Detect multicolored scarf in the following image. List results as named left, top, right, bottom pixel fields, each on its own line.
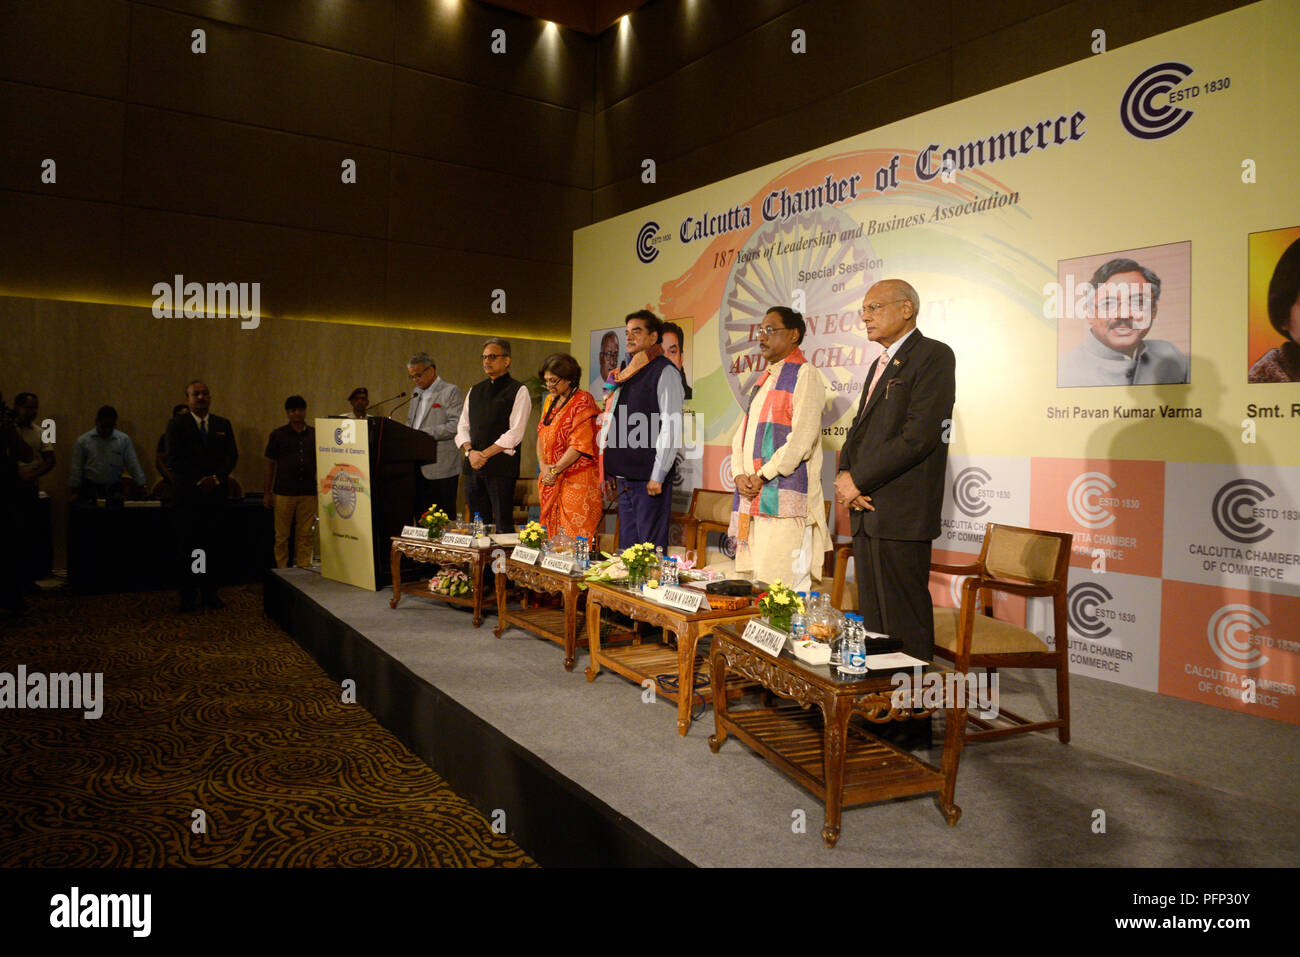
left=728, top=349, right=809, bottom=546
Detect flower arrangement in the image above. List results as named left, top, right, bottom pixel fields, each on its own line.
left=429, top=568, right=472, bottom=598
left=621, top=542, right=659, bottom=585
left=417, top=505, right=449, bottom=538
left=756, top=580, right=804, bottom=634
left=519, top=520, right=547, bottom=549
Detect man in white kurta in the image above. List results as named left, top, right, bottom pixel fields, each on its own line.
left=729, top=308, right=831, bottom=592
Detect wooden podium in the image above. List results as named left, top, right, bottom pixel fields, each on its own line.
left=366, top=417, right=439, bottom=587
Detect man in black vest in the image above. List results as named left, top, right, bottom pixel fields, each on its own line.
left=455, top=337, right=531, bottom=534
left=602, top=310, right=683, bottom=550
left=164, top=380, right=239, bottom=611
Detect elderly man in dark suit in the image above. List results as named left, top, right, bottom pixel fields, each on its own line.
left=835, top=280, right=956, bottom=666
left=165, top=380, right=239, bottom=611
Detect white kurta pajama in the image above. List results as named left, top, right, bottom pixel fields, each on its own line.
left=729, top=355, right=831, bottom=592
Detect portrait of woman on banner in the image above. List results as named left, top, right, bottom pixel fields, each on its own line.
left=536, top=354, right=603, bottom=543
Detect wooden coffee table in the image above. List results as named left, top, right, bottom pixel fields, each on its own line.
left=584, top=581, right=759, bottom=736
left=388, top=535, right=496, bottom=627
left=494, top=557, right=587, bottom=670
left=707, top=623, right=965, bottom=848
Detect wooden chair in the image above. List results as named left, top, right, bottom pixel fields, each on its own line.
left=931, top=523, right=1073, bottom=744
left=829, top=542, right=857, bottom=610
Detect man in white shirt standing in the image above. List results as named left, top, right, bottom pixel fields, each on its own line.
left=455, top=338, right=531, bottom=534
left=405, top=355, right=463, bottom=523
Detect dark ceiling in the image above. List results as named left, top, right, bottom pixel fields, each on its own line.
left=484, top=0, right=650, bottom=35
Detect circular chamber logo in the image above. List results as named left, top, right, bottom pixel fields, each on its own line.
left=1120, top=62, right=1195, bottom=140
left=1067, top=581, right=1113, bottom=639
left=636, top=221, right=661, bottom=264
left=718, top=455, right=735, bottom=493
left=1066, top=471, right=1117, bottom=529
left=1207, top=604, right=1270, bottom=670
left=953, top=466, right=993, bottom=518
left=1211, top=479, right=1274, bottom=544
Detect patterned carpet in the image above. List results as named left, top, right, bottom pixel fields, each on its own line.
left=0, top=585, right=535, bottom=867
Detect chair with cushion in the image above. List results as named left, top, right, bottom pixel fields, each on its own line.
left=676, top=488, right=737, bottom=576
left=931, top=523, right=1073, bottom=744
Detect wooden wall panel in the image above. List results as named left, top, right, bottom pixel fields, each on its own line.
left=0, top=0, right=130, bottom=98
left=127, top=5, right=393, bottom=148
left=0, top=83, right=125, bottom=201
left=122, top=107, right=391, bottom=238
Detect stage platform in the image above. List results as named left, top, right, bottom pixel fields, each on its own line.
left=265, top=569, right=1300, bottom=868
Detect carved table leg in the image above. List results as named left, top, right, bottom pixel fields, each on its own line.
left=471, top=555, right=485, bottom=628
left=675, top=625, right=698, bottom=736
left=562, top=587, right=577, bottom=671
left=707, top=647, right=729, bottom=753
left=493, top=567, right=508, bottom=638
left=389, top=546, right=403, bottom=608
left=584, top=597, right=603, bottom=681
left=937, top=699, right=966, bottom=826
left=820, top=696, right=849, bottom=848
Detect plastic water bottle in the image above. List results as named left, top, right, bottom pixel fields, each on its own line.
left=667, top=557, right=679, bottom=585
left=576, top=537, right=589, bottom=570
left=539, top=524, right=549, bottom=555
left=791, top=593, right=806, bottom=640
left=842, top=615, right=868, bottom=675
left=472, top=512, right=485, bottom=537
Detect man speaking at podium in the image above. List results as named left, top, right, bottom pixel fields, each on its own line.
left=406, top=353, right=462, bottom=522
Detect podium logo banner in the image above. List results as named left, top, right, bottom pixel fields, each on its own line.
left=1161, top=464, right=1300, bottom=597
left=316, top=418, right=374, bottom=591
left=1159, top=581, right=1300, bottom=724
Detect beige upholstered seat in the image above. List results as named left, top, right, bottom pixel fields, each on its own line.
left=931, top=523, right=1074, bottom=744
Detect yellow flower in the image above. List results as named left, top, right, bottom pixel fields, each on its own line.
left=774, top=593, right=790, bottom=605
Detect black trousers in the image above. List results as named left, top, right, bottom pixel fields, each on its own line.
left=465, top=472, right=517, bottom=534
left=415, top=474, right=459, bottom=525
left=175, top=500, right=225, bottom=601
left=852, top=535, right=935, bottom=661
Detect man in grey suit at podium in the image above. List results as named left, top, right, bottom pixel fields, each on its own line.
left=406, top=353, right=463, bottom=521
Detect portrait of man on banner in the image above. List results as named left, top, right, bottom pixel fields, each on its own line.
left=1056, top=241, right=1191, bottom=388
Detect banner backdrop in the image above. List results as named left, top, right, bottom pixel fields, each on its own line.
left=315, top=417, right=375, bottom=592
left=572, top=1, right=1299, bottom=723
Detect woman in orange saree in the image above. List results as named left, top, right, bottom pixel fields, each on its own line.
left=536, top=354, right=603, bottom=543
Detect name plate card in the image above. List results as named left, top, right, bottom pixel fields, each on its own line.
left=511, top=546, right=540, bottom=565
left=401, top=526, right=429, bottom=540
left=741, top=618, right=789, bottom=657
left=540, top=554, right=576, bottom=575
left=440, top=532, right=475, bottom=548
left=658, top=585, right=706, bottom=613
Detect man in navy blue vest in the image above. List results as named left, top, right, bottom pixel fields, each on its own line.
left=455, top=338, right=531, bottom=534
left=601, top=310, right=683, bottom=549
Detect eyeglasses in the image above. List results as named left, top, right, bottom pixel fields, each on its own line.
left=599, top=351, right=618, bottom=360
left=481, top=353, right=507, bottom=361
left=757, top=324, right=790, bottom=338
left=543, top=377, right=560, bottom=387
left=862, top=299, right=906, bottom=315
left=407, top=367, right=431, bottom=380
left=1096, top=295, right=1153, bottom=317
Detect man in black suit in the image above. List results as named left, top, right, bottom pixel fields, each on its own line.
left=835, top=279, right=955, bottom=664
left=164, top=380, right=238, bottom=611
